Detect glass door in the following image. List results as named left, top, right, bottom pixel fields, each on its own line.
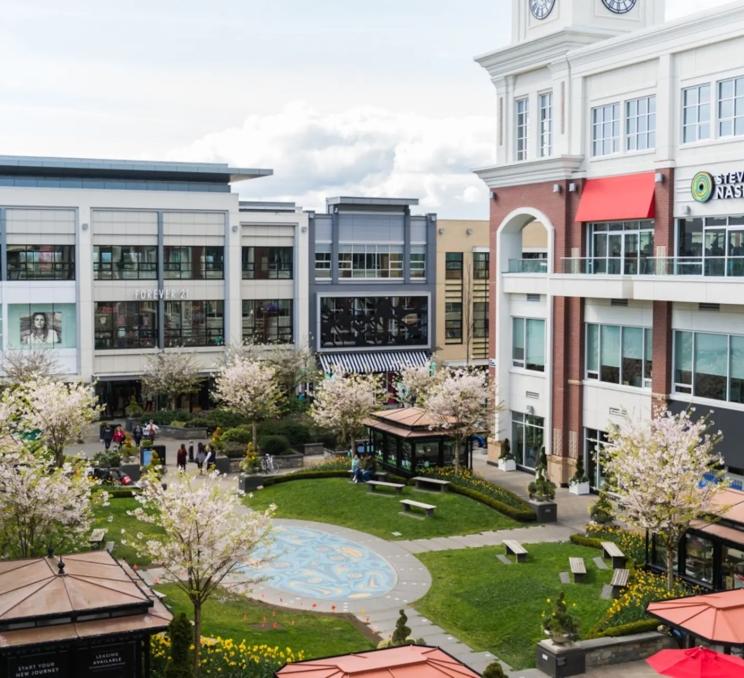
left=607, top=233, right=623, bottom=274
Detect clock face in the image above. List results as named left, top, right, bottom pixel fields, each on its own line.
left=529, top=0, right=556, bottom=20
left=602, top=0, right=637, bottom=14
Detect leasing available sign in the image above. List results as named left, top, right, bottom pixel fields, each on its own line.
left=692, top=170, right=744, bottom=202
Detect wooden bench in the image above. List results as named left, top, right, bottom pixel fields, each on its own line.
left=503, top=539, right=528, bottom=562
left=411, top=476, right=450, bottom=492
left=400, top=499, right=436, bottom=517
left=367, top=480, right=405, bottom=494
left=569, top=557, right=587, bottom=583
left=610, top=568, right=630, bottom=597
left=89, top=528, right=107, bottom=547
left=601, top=541, right=627, bottom=569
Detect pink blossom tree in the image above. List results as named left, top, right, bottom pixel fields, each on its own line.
left=213, top=357, right=282, bottom=450
left=125, top=470, right=274, bottom=669
left=0, top=442, right=105, bottom=558
left=395, top=362, right=439, bottom=407
left=310, top=366, right=383, bottom=454
left=425, top=369, right=489, bottom=471
left=604, top=409, right=725, bottom=590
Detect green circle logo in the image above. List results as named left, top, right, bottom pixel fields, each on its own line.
left=691, top=171, right=714, bottom=203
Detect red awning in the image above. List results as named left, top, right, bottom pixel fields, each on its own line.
left=575, top=172, right=656, bottom=222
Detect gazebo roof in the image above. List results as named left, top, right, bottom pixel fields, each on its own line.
left=275, top=645, right=480, bottom=677
left=0, top=552, right=171, bottom=648
left=706, top=487, right=744, bottom=525
left=364, top=407, right=455, bottom=439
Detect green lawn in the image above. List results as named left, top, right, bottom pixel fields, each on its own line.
left=246, top=478, right=519, bottom=540
left=415, top=543, right=613, bottom=669
left=92, top=496, right=164, bottom=566
left=155, top=584, right=376, bottom=659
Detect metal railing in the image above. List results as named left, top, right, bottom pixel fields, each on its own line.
left=560, top=256, right=744, bottom=277
left=507, top=258, right=549, bottom=273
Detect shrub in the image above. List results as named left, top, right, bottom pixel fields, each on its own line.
left=220, top=426, right=253, bottom=445
left=152, top=409, right=191, bottom=426
left=590, top=491, right=615, bottom=525
left=590, top=618, right=660, bottom=639
left=260, top=435, right=290, bottom=456
left=569, top=534, right=603, bottom=550
left=93, top=450, right=121, bottom=469
left=108, top=488, right=137, bottom=499
left=164, top=613, right=193, bottom=678
left=170, top=420, right=188, bottom=429
left=542, top=592, right=579, bottom=643
left=528, top=448, right=556, bottom=502
left=125, top=395, right=144, bottom=418
left=391, top=609, right=412, bottom=645
left=482, top=662, right=507, bottom=678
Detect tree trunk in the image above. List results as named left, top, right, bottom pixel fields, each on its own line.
left=666, top=542, right=676, bottom=591
left=252, top=421, right=257, bottom=451
left=193, top=599, right=202, bottom=672
left=453, top=438, right=461, bottom=472
left=349, top=433, right=355, bottom=457
left=54, top=445, right=64, bottom=468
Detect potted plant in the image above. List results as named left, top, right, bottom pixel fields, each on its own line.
left=528, top=448, right=557, bottom=522
left=238, top=443, right=269, bottom=492
left=568, top=455, right=590, bottom=495
left=542, top=592, right=578, bottom=645
left=497, top=438, right=516, bottom=472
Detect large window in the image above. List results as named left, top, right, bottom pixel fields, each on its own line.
left=409, top=246, right=426, bottom=280
left=315, top=244, right=332, bottom=280
left=718, top=76, right=744, bottom=137
left=515, top=97, right=528, bottom=161
left=473, top=301, right=489, bottom=340
left=242, top=299, right=293, bottom=344
left=625, top=95, right=656, bottom=151
left=445, top=302, right=463, bottom=344
left=163, top=246, right=224, bottom=280
left=94, top=302, right=157, bottom=350
left=588, top=220, right=654, bottom=274
left=684, top=533, right=714, bottom=584
left=539, top=92, right=552, bottom=157
left=242, top=247, right=293, bottom=280
left=675, top=216, right=744, bottom=276
left=682, top=83, right=711, bottom=143
left=586, top=323, right=652, bottom=387
left=320, top=296, right=428, bottom=348
left=511, top=411, right=544, bottom=469
left=93, top=245, right=157, bottom=280
left=445, top=252, right=463, bottom=280
left=473, top=251, right=489, bottom=280
left=338, top=244, right=403, bottom=279
left=7, top=245, right=75, bottom=280
left=592, top=102, right=620, bottom=156
left=164, top=300, right=224, bottom=347
left=674, top=330, right=744, bottom=403
left=512, top=317, right=545, bottom=372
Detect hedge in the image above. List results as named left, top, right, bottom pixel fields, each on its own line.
left=569, top=533, right=604, bottom=549
left=589, top=618, right=660, bottom=639
left=447, top=483, right=536, bottom=522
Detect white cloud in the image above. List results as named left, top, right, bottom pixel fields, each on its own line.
left=170, top=101, right=495, bottom=219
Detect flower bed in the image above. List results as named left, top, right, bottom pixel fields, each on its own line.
left=420, top=467, right=536, bottom=522
left=151, top=634, right=303, bottom=678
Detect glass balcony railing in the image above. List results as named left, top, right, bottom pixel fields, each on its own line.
left=560, top=256, right=744, bottom=276
left=507, top=258, right=548, bottom=273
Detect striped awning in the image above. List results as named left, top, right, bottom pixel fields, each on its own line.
left=318, top=350, right=430, bottom=375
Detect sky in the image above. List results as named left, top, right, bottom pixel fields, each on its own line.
left=0, top=0, right=735, bottom=218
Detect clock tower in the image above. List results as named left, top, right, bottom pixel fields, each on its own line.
left=513, top=0, right=665, bottom=45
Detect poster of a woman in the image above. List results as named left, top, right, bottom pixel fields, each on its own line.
left=21, top=311, right=60, bottom=345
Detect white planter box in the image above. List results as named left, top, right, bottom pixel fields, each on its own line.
left=569, top=481, right=591, bottom=496
left=498, top=458, right=517, bottom=472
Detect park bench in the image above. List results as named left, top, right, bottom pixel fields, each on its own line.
left=89, top=528, right=107, bottom=548
left=601, top=541, right=627, bottom=569
left=610, top=568, right=630, bottom=597
left=367, top=480, right=405, bottom=494
left=503, top=539, right=528, bottom=563
left=569, top=557, right=587, bottom=583
left=411, top=476, right=450, bottom=492
left=400, top=499, right=436, bottom=517
left=348, top=470, right=388, bottom=482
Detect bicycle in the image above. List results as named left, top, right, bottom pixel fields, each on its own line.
left=261, top=454, right=275, bottom=474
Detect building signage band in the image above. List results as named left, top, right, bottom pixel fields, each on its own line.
left=691, top=170, right=744, bottom=202
left=133, top=288, right=188, bottom=300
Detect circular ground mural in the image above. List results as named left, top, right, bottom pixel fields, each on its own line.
left=244, top=525, right=398, bottom=601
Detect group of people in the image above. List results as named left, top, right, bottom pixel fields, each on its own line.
left=176, top=441, right=216, bottom=474
left=351, top=452, right=377, bottom=483
left=102, top=419, right=161, bottom=450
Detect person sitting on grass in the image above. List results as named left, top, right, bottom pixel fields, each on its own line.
left=351, top=453, right=363, bottom=483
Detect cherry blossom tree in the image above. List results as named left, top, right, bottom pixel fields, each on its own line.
left=395, top=362, right=439, bottom=407
left=125, top=470, right=274, bottom=670
left=233, top=342, right=320, bottom=399
left=425, top=369, right=489, bottom=471
left=213, top=357, right=282, bottom=449
left=0, top=442, right=104, bottom=558
left=13, top=378, right=102, bottom=467
left=310, top=366, right=383, bottom=454
left=604, top=409, right=725, bottom=590
left=141, top=350, right=202, bottom=411
left=1, top=350, right=60, bottom=384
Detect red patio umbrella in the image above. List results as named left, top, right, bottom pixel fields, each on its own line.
left=647, top=589, right=744, bottom=645
left=647, top=647, right=744, bottom=677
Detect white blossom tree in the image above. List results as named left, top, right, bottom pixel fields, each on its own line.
left=310, top=366, right=383, bottom=454
left=141, top=351, right=202, bottom=411
left=604, top=409, right=725, bottom=590
left=213, top=357, right=282, bottom=449
left=233, top=342, right=320, bottom=398
left=395, top=362, right=439, bottom=407
left=13, top=378, right=102, bottom=467
left=1, top=350, right=60, bottom=385
left=125, top=470, right=274, bottom=670
left=0, top=442, right=104, bottom=558
left=425, top=369, right=489, bottom=471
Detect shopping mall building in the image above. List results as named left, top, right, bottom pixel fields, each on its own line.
left=0, top=156, right=310, bottom=415
left=478, top=0, right=744, bottom=485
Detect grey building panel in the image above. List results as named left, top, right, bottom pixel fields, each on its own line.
left=326, top=196, right=419, bottom=208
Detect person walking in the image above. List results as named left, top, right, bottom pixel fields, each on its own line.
left=144, top=419, right=159, bottom=441
left=196, top=444, right=206, bottom=474
left=351, top=453, right=362, bottom=483
left=112, top=425, right=125, bottom=450
left=203, top=445, right=215, bottom=472
left=176, top=444, right=187, bottom=472
left=132, top=423, right=143, bottom=447
left=101, top=424, right=114, bottom=451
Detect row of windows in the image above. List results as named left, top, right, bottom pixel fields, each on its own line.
left=315, top=246, right=427, bottom=281
left=591, top=95, right=656, bottom=157
left=514, top=93, right=553, bottom=161
left=445, top=251, right=490, bottom=280
left=586, top=323, right=653, bottom=387
left=682, top=76, right=744, bottom=144
left=444, top=301, right=489, bottom=344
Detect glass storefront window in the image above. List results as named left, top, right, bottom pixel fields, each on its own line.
left=684, top=533, right=714, bottom=584
left=164, top=300, right=224, bottom=347
left=584, top=428, right=608, bottom=490
left=242, top=247, right=293, bottom=280
left=242, top=299, right=293, bottom=344
left=511, top=411, right=544, bottom=470
left=7, top=245, right=75, bottom=281
left=94, top=302, right=156, bottom=350
left=723, top=546, right=744, bottom=590
left=93, top=245, right=157, bottom=280
left=163, top=246, right=224, bottom=280
left=414, top=441, right=439, bottom=472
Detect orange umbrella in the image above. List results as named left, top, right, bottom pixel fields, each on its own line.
left=647, top=589, right=744, bottom=645
left=647, top=647, right=744, bottom=677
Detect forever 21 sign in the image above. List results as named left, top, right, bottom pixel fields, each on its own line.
left=134, top=288, right=188, bottom=300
